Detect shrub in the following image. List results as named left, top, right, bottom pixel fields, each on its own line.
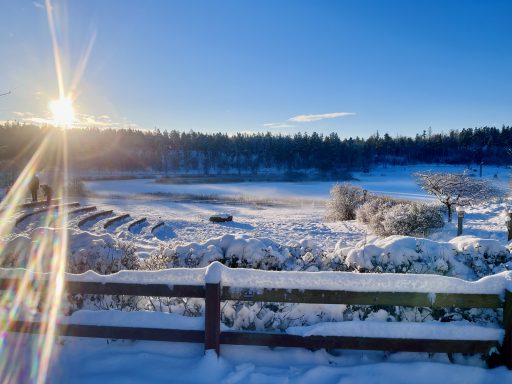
left=356, top=195, right=444, bottom=237
left=355, top=196, right=401, bottom=235
left=326, top=183, right=365, bottom=221
left=381, top=203, right=444, bottom=236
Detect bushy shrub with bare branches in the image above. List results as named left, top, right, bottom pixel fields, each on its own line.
left=382, top=202, right=444, bottom=236
left=356, top=195, right=444, bottom=237
left=355, top=195, right=401, bottom=235
left=326, top=183, right=365, bottom=221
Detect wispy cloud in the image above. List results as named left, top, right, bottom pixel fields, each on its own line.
left=289, top=112, right=355, bottom=123
left=263, top=123, right=295, bottom=129
left=13, top=111, right=32, bottom=117
left=32, top=1, right=44, bottom=9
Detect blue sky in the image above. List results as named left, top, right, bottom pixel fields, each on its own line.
left=1, top=0, right=511, bottom=138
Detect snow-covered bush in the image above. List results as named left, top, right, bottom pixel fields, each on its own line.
left=144, top=235, right=339, bottom=272
left=337, top=235, right=511, bottom=279
left=355, top=195, right=401, bottom=235
left=356, top=196, right=444, bottom=237
left=0, top=235, right=32, bottom=268
left=66, top=231, right=140, bottom=313
left=381, top=203, right=444, bottom=237
left=326, top=183, right=365, bottom=221
left=67, top=231, right=139, bottom=274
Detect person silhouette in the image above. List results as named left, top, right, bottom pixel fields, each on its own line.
left=29, top=174, right=40, bottom=202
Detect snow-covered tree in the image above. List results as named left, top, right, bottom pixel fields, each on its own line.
left=414, top=171, right=503, bottom=222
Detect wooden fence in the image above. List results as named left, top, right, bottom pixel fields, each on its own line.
left=1, top=271, right=511, bottom=368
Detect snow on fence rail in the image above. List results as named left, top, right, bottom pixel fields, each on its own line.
left=1, top=263, right=512, bottom=367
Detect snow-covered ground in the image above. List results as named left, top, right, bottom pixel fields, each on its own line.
left=41, top=338, right=510, bottom=383
left=3, top=164, right=512, bottom=383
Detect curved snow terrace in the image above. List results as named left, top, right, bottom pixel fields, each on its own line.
left=1, top=263, right=511, bottom=295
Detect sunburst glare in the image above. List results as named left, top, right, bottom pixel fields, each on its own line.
left=49, top=98, right=75, bottom=127
left=0, top=0, right=91, bottom=381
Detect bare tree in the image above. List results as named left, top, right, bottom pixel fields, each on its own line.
left=414, top=171, right=503, bottom=222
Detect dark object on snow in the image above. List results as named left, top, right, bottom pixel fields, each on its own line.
left=209, top=215, right=233, bottom=223
left=29, top=175, right=39, bottom=202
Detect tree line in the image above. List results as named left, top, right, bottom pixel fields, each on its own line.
left=1, top=122, right=511, bottom=176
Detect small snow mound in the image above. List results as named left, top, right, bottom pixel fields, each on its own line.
left=169, top=234, right=291, bottom=269
left=450, top=236, right=507, bottom=256
left=205, top=261, right=224, bottom=284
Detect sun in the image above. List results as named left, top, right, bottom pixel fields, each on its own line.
left=49, top=97, right=75, bottom=126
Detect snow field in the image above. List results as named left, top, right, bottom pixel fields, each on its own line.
left=3, top=164, right=512, bottom=382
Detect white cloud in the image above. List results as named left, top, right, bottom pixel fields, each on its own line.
left=263, top=123, right=295, bottom=129
left=8, top=110, right=139, bottom=129
left=289, top=112, right=355, bottom=123
left=32, top=1, right=44, bottom=9
left=13, top=111, right=33, bottom=117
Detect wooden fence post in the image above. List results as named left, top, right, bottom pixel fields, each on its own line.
left=456, top=209, right=464, bottom=236
left=204, top=281, right=221, bottom=355
left=503, top=290, right=512, bottom=369
left=507, top=212, right=512, bottom=241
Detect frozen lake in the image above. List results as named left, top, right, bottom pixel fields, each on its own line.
left=85, top=164, right=508, bottom=202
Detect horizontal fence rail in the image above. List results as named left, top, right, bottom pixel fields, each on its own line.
left=1, top=265, right=511, bottom=368
left=222, top=287, right=503, bottom=308
left=0, top=278, right=205, bottom=298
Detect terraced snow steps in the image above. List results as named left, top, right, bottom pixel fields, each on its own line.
left=69, top=206, right=97, bottom=216
left=17, top=199, right=61, bottom=210
left=127, top=218, right=147, bottom=233
left=77, top=210, right=114, bottom=228
left=103, top=214, right=131, bottom=229
left=151, top=221, right=164, bottom=233
left=0, top=199, right=62, bottom=216
left=15, top=202, right=81, bottom=225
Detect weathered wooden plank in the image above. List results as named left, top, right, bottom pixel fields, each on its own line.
left=16, top=202, right=80, bottom=225
left=69, top=206, right=97, bottom=215
left=128, top=217, right=147, bottom=232
left=0, top=278, right=205, bottom=298
left=17, top=199, right=61, bottom=209
left=151, top=221, right=165, bottom=233
left=220, top=332, right=499, bottom=354
left=503, top=290, right=512, bottom=368
left=66, top=281, right=206, bottom=298
left=222, top=287, right=502, bottom=309
left=204, top=282, right=221, bottom=354
left=77, top=210, right=113, bottom=228
left=7, top=321, right=204, bottom=343
left=103, top=213, right=130, bottom=229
